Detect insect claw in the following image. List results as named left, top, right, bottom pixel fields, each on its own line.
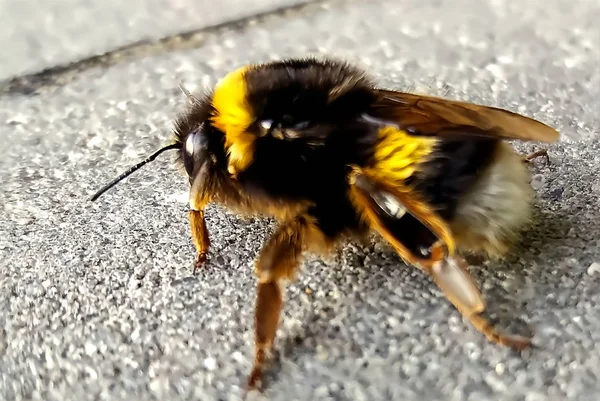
left=243, top=376, right=265, bottom=401
left=246, top=368, right=263, bottom=393
left=193, top=252, right=207, bottom=274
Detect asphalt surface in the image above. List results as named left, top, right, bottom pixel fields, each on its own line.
left=1, top=0, right=599, bottom=400
left=0, top=0, right=313, bottom=80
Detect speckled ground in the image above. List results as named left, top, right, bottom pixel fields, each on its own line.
left=1, top=0, right=599, bottom=400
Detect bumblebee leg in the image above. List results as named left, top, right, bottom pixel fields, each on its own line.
left=347, top=169, right=532, bottom=350
left=429, top=255, right=532, bottom=350
left=246, top=215, right=317, bottom=392
left=246, top=281, right=283, bottom=392
left=467, top=312, right=532, bottom=350
left=523, top=149, right=550, bottom=164
left=189, top=209, right=210, bottom=273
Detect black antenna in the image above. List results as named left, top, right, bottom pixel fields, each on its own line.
left=90, top=143, right=180, bottom=202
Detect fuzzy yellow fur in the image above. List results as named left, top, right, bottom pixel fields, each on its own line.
left=210, top=66, right=255, bottom=176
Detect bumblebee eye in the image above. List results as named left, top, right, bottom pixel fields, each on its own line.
left=185, top=130, right=208, bottom=156
left=183, top=129, right=208, bottom=177
left=185, top=133, right=196, bottom=155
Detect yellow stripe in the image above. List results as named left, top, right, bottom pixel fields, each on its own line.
left=210, top=66, right=255, bottom=175
left=369, top=126, right=436, bottom=183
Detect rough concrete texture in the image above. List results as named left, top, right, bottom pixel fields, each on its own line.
left=0, top=0, right=314, bottom=80
left=1, top=0, right=599, bottom=400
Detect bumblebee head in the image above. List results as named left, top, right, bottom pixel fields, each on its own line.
left=90, top=59, right=374, bottom=202
left=207, top=58, right=376, bottom=175
left=172, top=87, right=227, bottom=184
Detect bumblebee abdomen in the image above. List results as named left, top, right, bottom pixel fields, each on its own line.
left=409, top=138, right=501, bottom=220
left=445, top=142, right=535, bottom=257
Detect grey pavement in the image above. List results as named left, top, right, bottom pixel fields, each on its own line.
left=0, top=0, right=314, bottom=80
left=1, top=0, right=599, bottom=400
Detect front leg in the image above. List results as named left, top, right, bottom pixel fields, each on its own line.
left=189, top=209, right=210, bottom=273
left=246, top=215, right=323, bottom=392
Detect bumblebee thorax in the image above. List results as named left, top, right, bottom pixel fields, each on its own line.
left=208, top=59, right=376, bottom=175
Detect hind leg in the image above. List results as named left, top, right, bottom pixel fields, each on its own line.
left=523, top=149, right=550, bottom=164
left=347, top=167, right=532, bottom=351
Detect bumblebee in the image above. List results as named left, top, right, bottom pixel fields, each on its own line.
left=91, top=57, right=559, bottom=391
